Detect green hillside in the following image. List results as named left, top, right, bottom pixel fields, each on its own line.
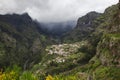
left=0, top=3, right=120, bottom=80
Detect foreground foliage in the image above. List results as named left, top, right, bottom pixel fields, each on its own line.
left=0, top=66, right=38, bottom=80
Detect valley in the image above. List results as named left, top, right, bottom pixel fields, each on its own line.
left=0, top=2, right=120, bottom=80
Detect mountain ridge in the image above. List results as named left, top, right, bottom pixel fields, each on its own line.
left=0, top=3, right=120, bottom=80
left=62, top=11, right=101, bottom=43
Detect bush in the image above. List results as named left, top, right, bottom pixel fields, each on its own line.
left=46, top=75, right=53, bottom=80
left=0, top=65, right=21, bottom=80
left=94, top=66, right=120, bottom=80
left=0, top=70, right=19, bottom=80
left=19, top=71, right=38, bottom=80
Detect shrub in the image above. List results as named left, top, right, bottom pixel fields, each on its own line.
left=0, top=65, right=21, bottom=80
left=46, top=75, right=53, bottom=80
left=19, top=71, right=38, bottom=80
left=0, top=70, right=19, bottom=80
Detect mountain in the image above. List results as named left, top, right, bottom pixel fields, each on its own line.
left=39, top=21, right=76, bottom=37
left=87, top=4, right=120, bottom=80
left=0, top=3, right=120, bottom=80
left=31, top=4, right=120, bottom=80
left=62, top=11, right=101, bottom=43
left=0, top=13, right=49, bottom=69
left=95, top=4, right=120, bottom=67
left=31, top=11, right=102, bottom=76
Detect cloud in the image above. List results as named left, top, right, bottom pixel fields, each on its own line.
left=0, top=0, right=118, bottom=22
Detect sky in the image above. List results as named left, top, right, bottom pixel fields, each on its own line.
left=0, top=0, right=118, bottom=22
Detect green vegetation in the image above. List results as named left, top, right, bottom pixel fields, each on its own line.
left=0, top=3, right=120, bottom=80
left=0, top=14, right=49, bottom=69
left=20, top=71, right=38, bottom=80
left=0, top=66, right=39, bottom=80
left=94, top=66, right=120, bottom=80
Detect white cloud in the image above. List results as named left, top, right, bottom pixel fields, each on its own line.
left=0, top=0, right=118, bottom=22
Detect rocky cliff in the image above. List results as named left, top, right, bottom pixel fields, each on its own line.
left=62, top=11, right=101, bottom=43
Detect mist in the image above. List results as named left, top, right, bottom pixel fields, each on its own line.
left=0, top=0, right=118, bottom=22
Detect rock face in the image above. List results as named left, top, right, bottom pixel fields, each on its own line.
left=76, top=11, right=101, bottom=28
left=96, top=34, right=120, bottom=66
left=62, top=11, right=101, bottom=43
left=95, top=4, right=120, bottom=67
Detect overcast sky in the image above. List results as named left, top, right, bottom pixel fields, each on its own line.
left=0, top=0, right=118, bottom=22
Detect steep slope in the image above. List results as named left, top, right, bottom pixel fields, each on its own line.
left=63, top=4, right=120, bottom=80
left=0, top=3, right=120, bottom=80
left=32, top=4, right=120, bottom=80
left=85, top=4, right=120, bottom=80
left=96, top=4, right=120, bottom=67
left=62, top=11, right=101, bottom=43
left=0, top=13, right=48, bottom=69
left=32, top=12, right=103, bottom=77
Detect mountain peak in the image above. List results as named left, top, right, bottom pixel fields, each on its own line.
left=21, top=13, right=31, bottom=19
left=86, top=11, right=101, bottom=15
left=75, top=11, right=101, bottom=29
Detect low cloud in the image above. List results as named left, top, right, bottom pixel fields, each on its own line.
left=0, top=0, right=118, bottom=22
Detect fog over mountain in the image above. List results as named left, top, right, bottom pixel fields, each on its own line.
left=40, top=21, right=76, bottom=36
left=0, top=0, right=118, bottom=22
left=0, top=0, right=120, bottom=79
